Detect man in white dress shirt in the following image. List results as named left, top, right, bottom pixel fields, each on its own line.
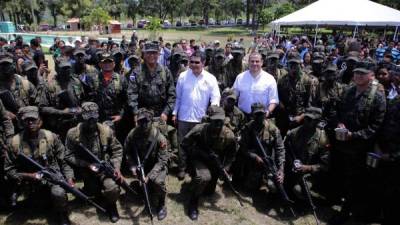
left=172, top=50, right=221, bottom=179
left=232, top=52, right=279, bottom=119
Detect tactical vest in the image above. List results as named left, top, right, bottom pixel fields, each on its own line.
left=93, top=72, right=122, bottom=94
left=11, top=129, right=54, bottom=158
left=14, top=74, right=30, bottom=106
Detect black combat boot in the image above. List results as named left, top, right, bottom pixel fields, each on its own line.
left=157, top=197, right=167, bottom=220
left=188, top=196, right=199, bottom=221
left=58, top=212, right=71, bottom=225
left=108, top=203, right=120, bottom=223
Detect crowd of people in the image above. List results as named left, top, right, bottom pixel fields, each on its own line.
left=0, top=30, right=399, bottom=225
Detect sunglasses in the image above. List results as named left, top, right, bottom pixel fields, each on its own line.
left=190, top=61, right=201, bottom=64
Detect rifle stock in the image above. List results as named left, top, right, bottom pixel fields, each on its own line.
left=18, top=152, right=106, bottom=213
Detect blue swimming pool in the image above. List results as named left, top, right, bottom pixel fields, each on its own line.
left=0, top=33, right=121, bottom=47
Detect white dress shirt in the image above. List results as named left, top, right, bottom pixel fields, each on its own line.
left=233, top=69, right=279, bottom=114
left=173, top=69, right=221, bottom=122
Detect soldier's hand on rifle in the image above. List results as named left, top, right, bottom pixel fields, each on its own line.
left=21, top=172, right=43, bottom=181
left=89, top=163, right=100, bottom=173
left=111, top=115, right=122, bottom=123
left=277, top=170, right=284, bottom=184
left=130, top=166, right=137, bottom=177
left=255, top=155, right=264, bottom=166
left=114, top=169, right=122, bottom=181
left=297, top=164, right=313, bottom=173
left=6, top=111, right=16, bottom=120
left=160, top=113, right=168, bottom=122
left=67, top=178, right=75, bottom=187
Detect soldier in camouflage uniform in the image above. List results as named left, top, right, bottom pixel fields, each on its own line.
left=310, top=63, right=345, bottom=138
left=375, top=67, right=400, bottom=224
left=284, top=107, right=330, bottom=201
left=64, top=102, right=123, bottom=223
left=221, top=88, right=245, bottom=136
left=4, top=106, right=73, bottom=225
left=265, top=51, right=287, bottom=81
left=330, top=61, right=386, bottom=224
left=204, top=46, right=214, bottom=67
left=309, top=51, right=325, bottom=81
left=180, top=106, right=236, bottom=220
left=206, top=48, right=226, bottom=89
left=339, top=51, right=360, bottom=85
left=124, top=108, right=169, bottom=220
left=224, top=46, right=246, bottom=88
left=72, top=48, right=99, bottom=99
left=237, top=103, right=285, bottom=192
left=38, top=60, right=84, bottom=141
left=276, top=52, right=318, bottom=135
left=0, top=54, right=36, bottom=131
left=127, top=42, right=176, bottom=125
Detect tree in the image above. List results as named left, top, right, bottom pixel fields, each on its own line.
left=61, top=0, right=93, bottom=18
left=82, top=7, right=111, bottom=34
left=274, top=2, right=296, bottom=19
left=258, top=7, right=275, bottom=29
left=146, top=17, right=162, bottom=41
left=46, top=0, right=63, bottom=27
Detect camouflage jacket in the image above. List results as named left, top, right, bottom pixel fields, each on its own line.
left=5, top=129, right=73, bottom=180
left=278, top=72, right=318, bottom=116
left=224, top=106, right=246, bottom=135
left=124, top=125, right=169, bottom=179
left=239, top=119, right=285, bottom=170
left=127, top=63, right=176, bottom=116
left=64, top=123, right=123, bottom=171
left=181, top=123, right=237, bottom=170
left=284, top=126, right=330, bottom=173
left=378, top=96, right=400, bottom=161
left=0, top=74, right=37, bottom=113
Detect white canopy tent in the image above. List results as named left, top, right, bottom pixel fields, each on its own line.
left=271, top=0, right=400, bottom=43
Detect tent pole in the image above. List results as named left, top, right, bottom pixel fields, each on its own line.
left=313, top=24, right=319, bottom=47
left=393, top=26, right=398, bottom=41
left=353, top=25, right=358, bottom=39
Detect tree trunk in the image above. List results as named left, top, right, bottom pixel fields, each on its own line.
left=246, top=0, right=250, bottom=26
left=251, top=0, right=256, bottom=31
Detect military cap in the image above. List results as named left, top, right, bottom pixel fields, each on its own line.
left=143, top=42, right=159, bottom=52
left=18, top=106, right=39, bottom=120
left=205, top=47, right=214, bottom=52
left=231, top=46, right=244, bottom=54
left=222, top=88, right=237, bottom=100
left=207, top=106, right=225, bottom=121
left=258, top=48, right=268, bottom=57
left=22, top=62, right=38, bottom=71
left=137, top=108, right=154, bottom=121
left=73, top=48, right=86, bottom=56
left=304, top=107, right=322, bottom=120
left=127, top=54, right=140, bottom=61
left=251, top=102, right=265, bottom=114
left=100, top=52, right=114, bottom=62
left=179, top=54, right=189, bottom=63
left=346, top=51, right=360, bottom=62
left=0, top=54, right=13, bottom=64
left=58, top=60, right=72, bottom=68
left=111, top=48, right=123, bottom=56
left=287, top=52, right=302, bottom=64
left=81, top=102, right=99, bottom=120
left=353, top=59, right=377, bottom=74
left=214, top=48, right=225, bottom=58
left=324, top=63, right=338, bottom=73
left=312, top=52, right=325, bottom=64
left=267, top=51, right=280, bottom=59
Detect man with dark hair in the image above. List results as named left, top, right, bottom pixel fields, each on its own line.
left=172, top=50, right=220, bottom=180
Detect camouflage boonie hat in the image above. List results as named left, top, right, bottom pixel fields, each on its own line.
left=346, top=51, right=360, bottom=62
left=0, top=53, right=13, bottom=64
left=137, top=108, right=154, bottom=121
left=231, top=46, right=244, bottom=54
left=304, top=107, right=322, bottom=120
left=214, top=48, right=225, bottom=58
left=143, top=42, right=159, bottom=52
left=312, top=52, right=325, bottom=64
left=287, top=51, right=302, bottom=64
left=18, top=106, right=39, bottom=120
left=58, top=60, right=72, bottom=68
left=81, top=102, right=99, bottom=120
left=127, top=54, right=140, bottom=61
left=251, top=102, right=265, bottom=114
left=208, top=106, right=225, bottom=121
left=324, top=63, right=338, bottom=73
left=100, top=52, right=114, bottom=62
left=267, top=51, right=280, bottom=59
left=353, top=59, right=377, bottom=74
left=111, top=48, right=123, bottom=56
left=73, top=48, right=86, bottom=56
left=222, top=88, right=237, bottom=100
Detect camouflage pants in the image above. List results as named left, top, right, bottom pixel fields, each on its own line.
left=80, top=169, right=120, bottom=204
left=189, top=160, right=219, bottom=198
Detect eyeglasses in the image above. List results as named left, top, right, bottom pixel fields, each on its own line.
left=190, top=61, right=201, bottom=64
